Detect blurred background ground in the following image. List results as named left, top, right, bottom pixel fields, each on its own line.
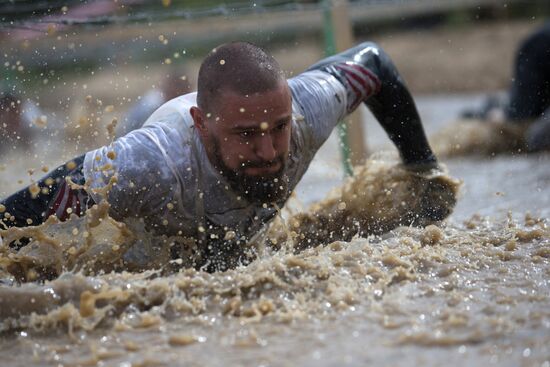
left=1, top=0, right=549, bottom=220
left=1, top=4, right=550, bottom=366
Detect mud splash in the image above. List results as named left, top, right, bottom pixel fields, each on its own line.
left=0, top=157, right=459, bottom=282
left=0, top=157, right=459, bottom=323
left=0, top=157, right=548, bottom=366
left=0, top=213, right=547, bottom=366
left=0, top=201, right=200, bottom=283
left=430, top=119, right=528, bottom=158
left=1, top=212, right=547, bottom=331
left=267, top=156, right=460, bottom=252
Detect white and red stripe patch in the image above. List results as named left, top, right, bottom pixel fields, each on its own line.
left=334, top=61, right=381, bottom=111
left=46, top=181, right=86, bottom=221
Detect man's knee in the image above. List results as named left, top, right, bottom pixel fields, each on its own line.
left=517, top=24, right=550, bottom=67
left=526, top=108, right=550, bottom=152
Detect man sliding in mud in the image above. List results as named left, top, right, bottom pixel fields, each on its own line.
left=1, top=42, right=449, bottom=272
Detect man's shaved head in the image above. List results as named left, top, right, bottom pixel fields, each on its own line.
left=197, top=42, right=285, bottom=112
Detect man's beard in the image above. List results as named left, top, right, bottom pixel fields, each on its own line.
left=210, top=136, right=290, bottom=204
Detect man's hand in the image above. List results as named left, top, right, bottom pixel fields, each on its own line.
left=401, top=162, right=459, bottom=224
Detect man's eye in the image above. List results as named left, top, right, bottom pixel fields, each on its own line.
left=240, top=131, right=252, bottom=138
left=277, top=122, right=288, bottom=130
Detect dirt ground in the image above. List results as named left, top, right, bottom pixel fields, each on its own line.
left=33, top=18, right=544, bottom=110
left=370, top=19, right=545, bottom=94
left=275, top=18, right=545, bottom=94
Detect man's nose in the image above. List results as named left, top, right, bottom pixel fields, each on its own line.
left=255, top=133, right=277, bottom=161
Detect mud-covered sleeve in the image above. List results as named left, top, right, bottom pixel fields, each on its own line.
left=305, top=42, right=436, bottom=165
left=288, top=70, right=349, bottom=152
left=359, top=44, right=436, bottom=165
left=83, top=127, right=177, bottom=221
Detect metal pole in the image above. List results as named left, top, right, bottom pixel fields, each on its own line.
left=323, top=0, right=367, bottom=177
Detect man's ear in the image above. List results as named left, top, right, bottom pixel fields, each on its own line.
left=190, top=106, right=208, bottom=137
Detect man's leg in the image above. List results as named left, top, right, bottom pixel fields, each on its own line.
left=507, top=22, right=550, bottom=121
left=525, top=107, right=550, bottom=151
left=0, top=154, right=94, bottom=230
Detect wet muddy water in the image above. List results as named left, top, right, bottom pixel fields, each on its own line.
left=0, top=95, right=549, bottom=366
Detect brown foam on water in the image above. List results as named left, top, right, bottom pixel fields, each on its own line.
left=0, top=179, right=200, bottom=282
left=430, top=119, right=528, bottom=158
left=0, top=212, right=547, bottom=352
left=266, top=156, right=460, bottom=252
left=0, top=202, right=136, bottom=282
left=0, top=157, right=469, bottom=333
left=0, top=157, right=460, bottom=282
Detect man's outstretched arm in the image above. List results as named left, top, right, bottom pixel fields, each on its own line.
left=307, top=42, right=437, bottom=167
left=0, top=155, right=93, bottom=231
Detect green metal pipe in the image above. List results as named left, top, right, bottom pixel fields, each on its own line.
left=322, top=0, right=353, bottom=177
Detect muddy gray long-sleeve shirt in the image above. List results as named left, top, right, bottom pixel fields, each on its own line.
left=84, top=70, right=357, bottom=242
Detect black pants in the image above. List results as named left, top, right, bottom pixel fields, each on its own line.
left=0, top=154, right=94, bottom=230
left=507, top=22, right=550, bottom=120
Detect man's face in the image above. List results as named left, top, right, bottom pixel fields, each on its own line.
left=195, top=81, right=293, bottom=202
